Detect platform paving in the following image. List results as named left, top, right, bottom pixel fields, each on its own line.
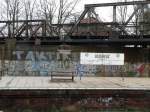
left=0, top=76, right=150, bottom=90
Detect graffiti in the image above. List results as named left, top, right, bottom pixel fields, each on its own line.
left=12, top=51, right=72, bottom=75
left=78, top=97, right=113, bottom=106
left=1, top=60, right=149, bottom=76
left=0, top=96, right=150, bottom=112
left=11, top=51, right=99, bottom=76
left=75, top=63, right=98, bottom=76
left=123, top=63, right=148, bottom=77
left=13, top=51, right=55, bottom=61
left=0, top=51, right=149, bottom=76
left=136, top=64, right=145, bottom=74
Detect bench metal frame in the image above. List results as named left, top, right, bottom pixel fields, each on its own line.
left=50, top=71, right=74, bottom=82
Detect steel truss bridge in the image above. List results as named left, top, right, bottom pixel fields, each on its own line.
left=0, top=1, right=150, bottom=46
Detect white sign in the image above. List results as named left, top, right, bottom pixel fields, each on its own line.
left=80, top=53, right=124, bottom=65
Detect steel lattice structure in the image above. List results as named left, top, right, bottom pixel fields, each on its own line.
left=0, top=1, right=149, bottom=45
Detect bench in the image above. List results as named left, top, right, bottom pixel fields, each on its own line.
left=50, top=71, right=74, bottom=82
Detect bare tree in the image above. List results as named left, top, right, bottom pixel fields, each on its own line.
left=3, top=0, right=21, bottom=21
left=115, top=0, right=146, bottom=35
left=0, top=0, right=80, bottom=38
left=38, top=0, right=56, bottom=23
left=117, top=0, right=128, bottom=24
left=38, top=0, right=80, bottom=37
left=24, top=0, right=37, bottom=20
left=131, top=1, right=150, bottom=35
left=3, top=0, right=22, bottom=37
left=133, top=4, right=143, bottom=35
left=142, top=5, right=150, bottom=34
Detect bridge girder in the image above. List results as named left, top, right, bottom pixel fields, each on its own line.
left=69, top=1, right=150, bottom=36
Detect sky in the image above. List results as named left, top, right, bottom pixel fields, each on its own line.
left=77, top=0, right=116, bottom=11
left=77, top=0, right=132, bottom=9
left=75, top=0, right=121, bottom=22
left=77, top=0, right=117, bottom=21
left=75, top=0, right=143, bottom=22
left=0, top=0, right=145, bottom=22
left=78, top=0, right=142, bottom=8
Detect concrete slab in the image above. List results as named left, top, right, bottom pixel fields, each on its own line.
left=0, top=76, right=149, bottom=90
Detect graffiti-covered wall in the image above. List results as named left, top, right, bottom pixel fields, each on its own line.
left=0, top=45, right=149, bottom=77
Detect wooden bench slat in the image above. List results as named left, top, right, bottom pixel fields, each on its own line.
left=50, top=71, right=74, bottom=82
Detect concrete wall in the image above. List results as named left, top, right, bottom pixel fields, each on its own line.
left=0, top=45, right=149, bottom=77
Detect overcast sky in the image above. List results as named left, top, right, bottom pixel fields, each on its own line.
left=76, top=0, right=143, bottom=22
left=0, top=0, right=144, bottom=21
left=75, top=0, right=119, bottom=22
left=77, top=0, right=136, bottom=9
left=77, top=0, right=118, bottom=21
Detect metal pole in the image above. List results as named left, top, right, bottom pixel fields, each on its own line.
left=113, top=6, right=117, bottom=22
